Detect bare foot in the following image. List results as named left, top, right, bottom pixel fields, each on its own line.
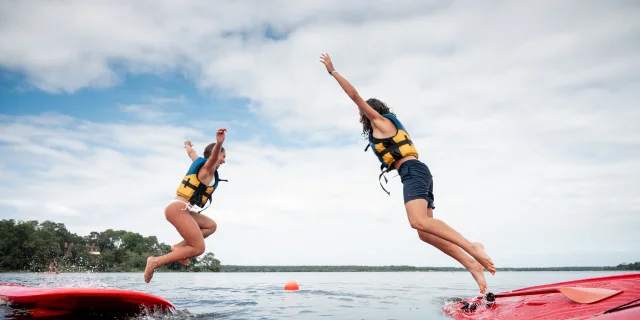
left=144, top=257, right=158, bottom=283
left=171, top=245, right=190, bottom=266
left=471, top=242, right=496, bottom=275
left=466, top=261, right=487, bottom=294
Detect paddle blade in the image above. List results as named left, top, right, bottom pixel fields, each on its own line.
left=557, top=287, right=622, bottom=304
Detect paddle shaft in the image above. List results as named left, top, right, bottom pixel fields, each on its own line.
left=495, top=287, right=561, bottom=298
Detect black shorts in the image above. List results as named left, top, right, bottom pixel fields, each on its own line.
left=398, top=159, right=435, bottom=208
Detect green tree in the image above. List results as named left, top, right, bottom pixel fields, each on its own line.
left=197, top=252, right=221, bottom=272
left=0, top=219, right=222, bottom=273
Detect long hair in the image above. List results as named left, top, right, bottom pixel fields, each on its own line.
left=203, top=143, right=225, bottom=159
left=360, top=98, right=394, bottom=138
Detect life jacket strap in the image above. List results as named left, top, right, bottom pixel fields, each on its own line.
left=195, top=177, right=228, bottom=213
left=378, top=165, right=392, bottom=196
left=377, top=137, right=413, bottom=160
left=180, top=177, right=198, bottom=190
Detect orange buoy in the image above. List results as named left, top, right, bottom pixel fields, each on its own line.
left=284, top=281, right=299, bottom=291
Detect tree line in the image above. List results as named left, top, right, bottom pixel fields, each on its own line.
left=1, top=219, right=638, bottom=273
left=0, top=219, right=220, bottom=273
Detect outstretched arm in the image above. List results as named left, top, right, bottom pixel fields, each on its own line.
left=202, top=128, right=226, bottom=171
left=184, top=141, right=199, bottom=161
left=320, top=53, right=384, bottom=126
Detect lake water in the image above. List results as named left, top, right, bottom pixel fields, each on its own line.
left=0, top=271, right=634, bottom=319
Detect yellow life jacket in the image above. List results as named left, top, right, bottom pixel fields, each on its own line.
left=364, top=113, right=419, bottom=195
left=176, top=157, right=227, bottom=212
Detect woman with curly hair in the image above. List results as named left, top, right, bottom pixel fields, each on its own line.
left=319, top=53, right=496, bottom=294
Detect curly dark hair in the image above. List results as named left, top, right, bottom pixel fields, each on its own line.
left=203, top=142, right=225, bottom=159
left=360, top=98, right=395, bottom=137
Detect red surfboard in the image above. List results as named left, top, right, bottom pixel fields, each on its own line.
left=0, top=282, right=175, bottom=318
left=443, top=273, right=640, bottom=320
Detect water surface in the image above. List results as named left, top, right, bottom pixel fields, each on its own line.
left=0, top=271, right=633, bottom=319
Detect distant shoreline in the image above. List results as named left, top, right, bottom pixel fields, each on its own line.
left=218, top=265, right=640, bottom=272
left=2, top=265, right=639, bottom=273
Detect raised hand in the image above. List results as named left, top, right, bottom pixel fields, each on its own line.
left=216, top=128, right=227, bottom=144
left=319, top=53, right=335, bottom=74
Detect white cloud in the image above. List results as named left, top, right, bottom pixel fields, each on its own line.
left=0, top=113, right=638, bottom=268
left=0, top=0, right=639, bottom=269
left=118, top=103, right=184, bottom=122
left=2, top=1, right=638, bottom=138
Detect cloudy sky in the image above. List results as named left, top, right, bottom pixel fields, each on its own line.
left=1, top=0, right=638, bottom=269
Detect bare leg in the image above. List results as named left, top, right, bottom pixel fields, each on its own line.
left=171, top=213, right=217, bottom=266
left=144, top=202, right=206, bottom=283
left=418, top=208, right=487, bottom=294
left=171, top=245, right=193, bottom=266
left=405, top=199, right=496, bottom=274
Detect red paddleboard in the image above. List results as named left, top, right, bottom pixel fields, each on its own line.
left=0, top=282, right=175, bottom=318
left=443, top=273, right=640, bottom=320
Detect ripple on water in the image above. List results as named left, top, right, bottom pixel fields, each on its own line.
left=327, top=296, right=353, bottom=302
left=306, top=289, right=374, bottom=299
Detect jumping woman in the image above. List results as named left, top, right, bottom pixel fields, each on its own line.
left=144, top=128, right=228, bottom=283
left=319, top=53, right=496, bottom=294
